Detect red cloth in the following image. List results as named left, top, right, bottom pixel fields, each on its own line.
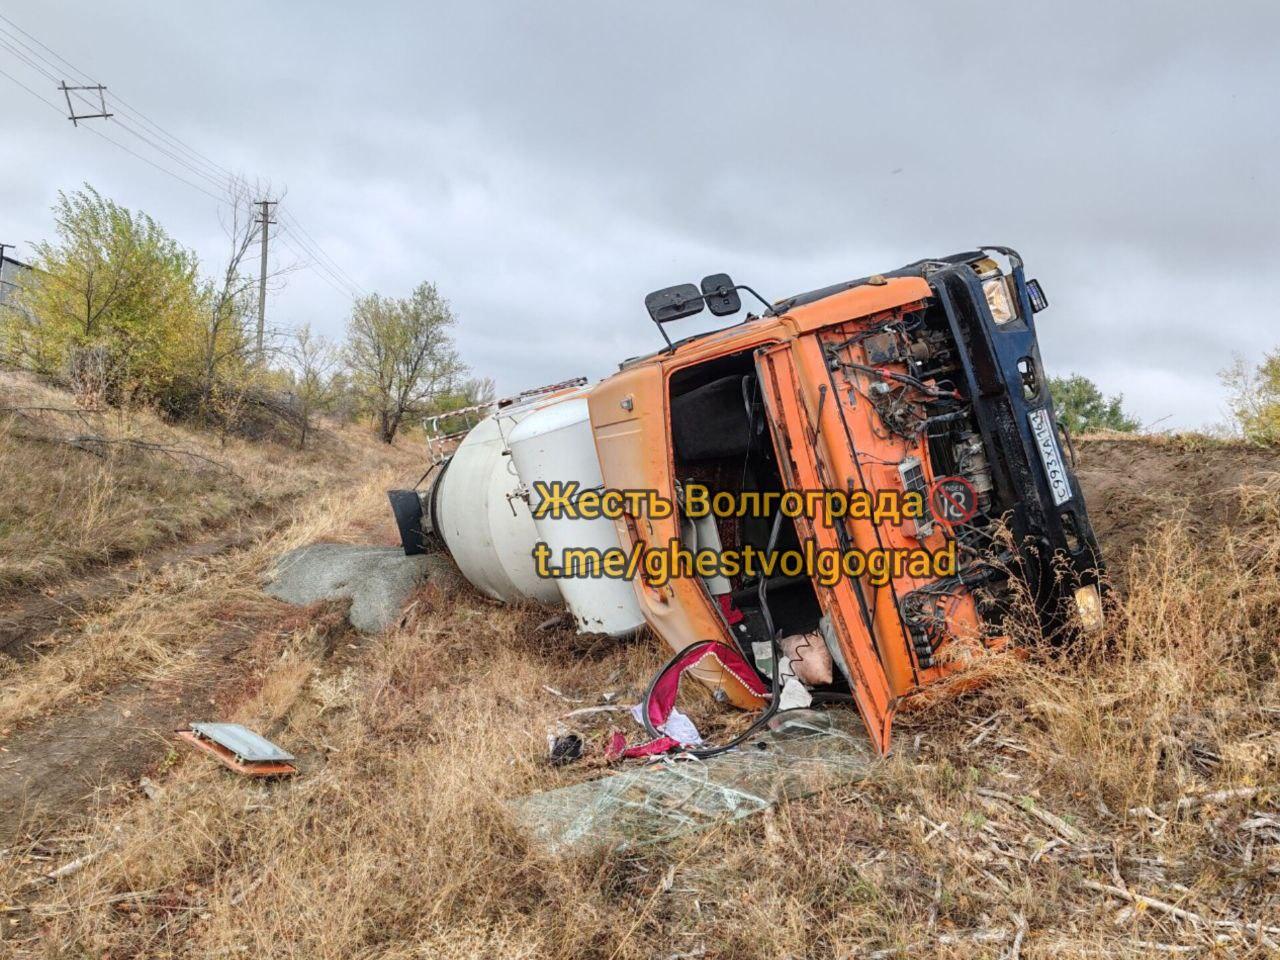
left=716, top=594, right=744, bottom=626
left=606, top=640, right=767, bottom=761
left=605, top=730, right=679, bottom=760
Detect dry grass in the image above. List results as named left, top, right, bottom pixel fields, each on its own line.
left=0, top=370, right=411, bottom=592
left=2, top=447, right=1278, bottom=958
left=0, top=468, right=409, bottom=732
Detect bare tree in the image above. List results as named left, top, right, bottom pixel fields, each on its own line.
left=286, top=323, right=341, bottom=448
left=345, top=282, right=464, bottom=443
left=195, top=177, right=294, bottom=430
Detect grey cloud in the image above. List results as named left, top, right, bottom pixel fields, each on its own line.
left=2, top=1, right=1276, bottom=430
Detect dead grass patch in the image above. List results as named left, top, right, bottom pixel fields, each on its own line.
left=0, top=370, right=413, bottom=593
left=3, top=446, right=1278, bottom=958
left=0, top=468, right=411, bottom=732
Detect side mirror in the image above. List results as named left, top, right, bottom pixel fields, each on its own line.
left=645, top=284, right=705, bottom=324
left=700, top=273, right=741, bottom=317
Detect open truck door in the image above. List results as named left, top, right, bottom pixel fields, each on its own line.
left=753, top=340, right=897, bottom=754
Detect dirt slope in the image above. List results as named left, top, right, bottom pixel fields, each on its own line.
left=0, top=469, right=416, bottom=846
left=1075, top=435, right=1280, bottom=568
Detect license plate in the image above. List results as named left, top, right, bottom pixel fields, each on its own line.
left=1028, top=408, right=1072, bottom=506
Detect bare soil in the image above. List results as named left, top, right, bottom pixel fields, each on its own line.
left=0, top=618, right=261, bottom=843
left=0, top=505, right=289, bottom=666
left=1073, top=436, right=1280, bottom=573
left=0, top=466, right=417, bottom=854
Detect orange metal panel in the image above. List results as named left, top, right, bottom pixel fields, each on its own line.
left=588, top=274, right=986, bottom=745
left=754, top=342, right=895, bottom=754
left=810, top=321, right=984, bottom=696
left=588, top=366, right=765, bottom=710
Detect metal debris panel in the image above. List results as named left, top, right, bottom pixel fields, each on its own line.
left=188, top=723, right=295, bottom=762
left=510, top=709, right=881, bottom=854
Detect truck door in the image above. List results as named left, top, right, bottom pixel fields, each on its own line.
left=754, top=341, right=896, bottom=754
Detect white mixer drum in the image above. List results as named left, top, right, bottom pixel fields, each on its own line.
left=431, top=407, right=561, bottom=604
left=508, top=397, right=645, bottom=637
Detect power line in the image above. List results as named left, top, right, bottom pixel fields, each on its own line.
left=275, top=231, right=360, bottom=299
left=79, top=123, right=227, bottom=202
left=0, top=58, right=356, bottom=297
left=276, top=226, right=361, bottom=298
left=277, top=212, right=365, bottom=295
left=112, top=116, right=229, bottom=192
left=0, top=12, right=93, bottom=83
left=274, top=226, right=362, bottom=300
left=0, top=21, right=233, bottom=186
left=5, top=17, right=240, bottom=185
left=0, top=39, right=225, bottom=202
left=0, top=63, right=63, bottom=113
left=0, top=32, right=65, bottom=84
left=0, top=12, right=363, bottom=300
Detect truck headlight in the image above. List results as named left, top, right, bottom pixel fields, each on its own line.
left=983, top=276, right=1018, bottom=325
left=1073, top=583, right=1105, bottom=633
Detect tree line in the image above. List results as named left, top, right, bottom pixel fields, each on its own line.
left=0, top=183, right=492, bottom=447
left=8, top=183, right=1276, bottom=447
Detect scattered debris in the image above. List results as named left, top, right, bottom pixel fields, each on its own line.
left=1126, top=785, right=1268, bottom=818
left=776, top=673, right=813, bottom=711
left=607, top=639, right=767, bottom=761
left=176, top=723, right=297, bottom=778
left=1082, top=879, right=1280, bottom=941
left=39, top=847, right=109, bottom=884
left=628, top=703, right=701, bottom=746
left=512, top=709, right=880, bottom=853
left=547, top=733, right=584, bottom=766
left=975, top=787, right=1085, bottom=843
left=542, top=685, right=583, bottom=704
left=560, top=704, right=632, bottom=719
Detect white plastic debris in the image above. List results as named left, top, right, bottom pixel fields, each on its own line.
left=778, top=675, right=813, bottom=711
left=629, top=703, right=702, bottom=745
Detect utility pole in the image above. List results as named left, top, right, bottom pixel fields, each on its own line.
left=255, top=200, right=276, bottom=362
left=0, top=243, right=14, bottom=306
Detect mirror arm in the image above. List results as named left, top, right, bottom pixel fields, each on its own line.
left=734, top=284, right=777, bottom=317
left=649, top=281, right=779, bottom=354
left=685, top=284, right=778, bottom=317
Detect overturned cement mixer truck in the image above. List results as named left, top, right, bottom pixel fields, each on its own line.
left=389, top=247, right=1104, bottom=756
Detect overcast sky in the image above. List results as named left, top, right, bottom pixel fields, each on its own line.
left=2, top=2, right=1275, bottom=429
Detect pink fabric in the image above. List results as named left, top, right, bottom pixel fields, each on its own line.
left=716, top=594, right=745, bottom=626
left=605, top=730, right=680, bottom=761
left=607, top=640, right=768, bottom=762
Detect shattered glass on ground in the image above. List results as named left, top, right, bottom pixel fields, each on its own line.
left=510, top=708, right=881, bottom=853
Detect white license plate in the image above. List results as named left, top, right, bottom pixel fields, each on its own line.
left=1028, top=408, right=1072, bottom=506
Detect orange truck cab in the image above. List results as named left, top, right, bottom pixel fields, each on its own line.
left=586, top=248, right=1104, bottom=754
